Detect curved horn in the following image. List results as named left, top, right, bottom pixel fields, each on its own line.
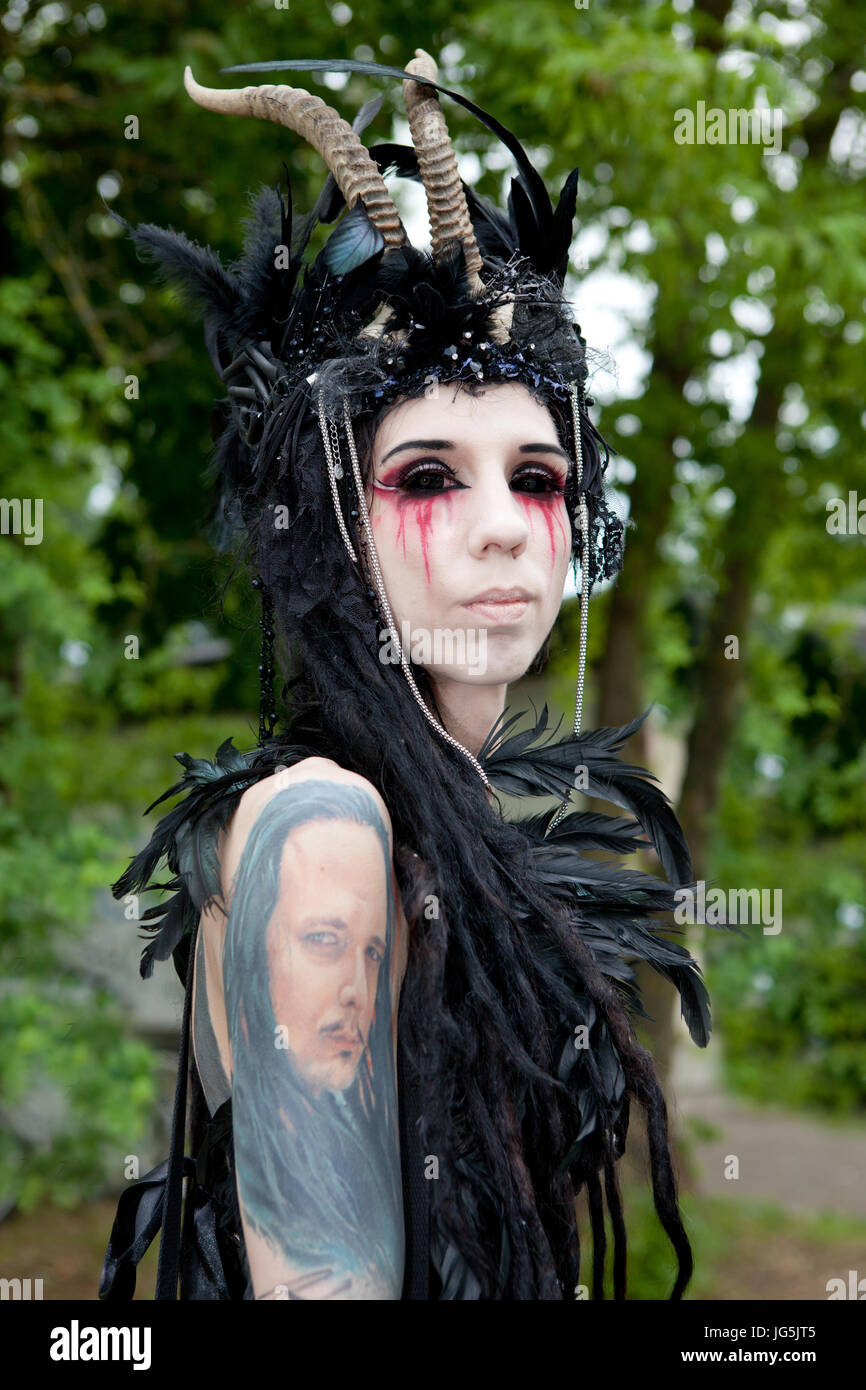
left=402, top=50, right=483, bottom=286
left=183, top=66, right=403, bottom=249
left=401, top=51, right=513, bottom=344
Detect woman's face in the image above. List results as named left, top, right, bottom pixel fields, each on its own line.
left=364, top=381, right=573, bottom=687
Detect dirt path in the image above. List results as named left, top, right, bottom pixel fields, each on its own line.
left=666, top=1036, right=866, bottom=1300
left=672, top=1040, right=866, bottom=1220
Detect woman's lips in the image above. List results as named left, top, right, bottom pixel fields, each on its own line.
left=462, top=598, right=532, bottom=623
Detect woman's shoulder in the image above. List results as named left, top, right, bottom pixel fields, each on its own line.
left=220, top=759, right=395, bottom=896
left=233, top=754, right=392, bottom=828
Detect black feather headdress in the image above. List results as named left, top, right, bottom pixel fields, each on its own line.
left=115, top=53, right=624, bottom=594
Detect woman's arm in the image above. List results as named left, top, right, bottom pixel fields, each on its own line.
left=220, top=759, right=408, bottom=1300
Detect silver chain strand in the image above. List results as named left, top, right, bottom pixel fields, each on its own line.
left=337, top=396, right=494, bottom=790
left=548, top=382, right=590, bottom=832
left=318, top=396, right=359, bottom=563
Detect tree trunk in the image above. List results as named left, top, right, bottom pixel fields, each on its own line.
left=678, top=547, right=753, bottom=876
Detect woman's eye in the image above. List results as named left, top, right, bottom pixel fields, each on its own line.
left=512, top=468, right=567, bottom=496
left=377, top=461, right=564, bottom=494
left=398, top=463, right=459, bottom=493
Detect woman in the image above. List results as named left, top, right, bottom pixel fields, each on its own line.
left=101, top=51, right=712, bottom=1302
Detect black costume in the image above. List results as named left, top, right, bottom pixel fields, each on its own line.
left=100, top=51, right=720, bottom=1301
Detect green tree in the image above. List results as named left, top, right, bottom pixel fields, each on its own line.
left=1, top=0, right=863, bottom=1215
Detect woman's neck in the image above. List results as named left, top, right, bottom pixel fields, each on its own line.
left=427, top=677, right=508, bottom=760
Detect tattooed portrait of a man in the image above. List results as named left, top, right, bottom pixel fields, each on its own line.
left=222, top=777, right=405, bottom=1299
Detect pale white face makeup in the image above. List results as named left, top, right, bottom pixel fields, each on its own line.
left=362, top=382, right=573, bottom=744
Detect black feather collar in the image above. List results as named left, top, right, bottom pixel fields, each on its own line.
left=112, top=704, right=728, bottom=1049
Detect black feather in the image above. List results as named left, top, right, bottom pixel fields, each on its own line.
left=508, top=177, right=545, bottom=266
left=368, top=142, right=423, bottom=181
left=506, top=751, right=718, bottom=1046
left=120, top=218, right=243, bottom=334
left=230, top=181, right=299, bottom=343
left=463, top=186, right=516, bottom=260
left=550, top=167, right=580, bottom=282
left=480, top=704, right=693, bottom=888
left=112, top=738, right=295, bottom=981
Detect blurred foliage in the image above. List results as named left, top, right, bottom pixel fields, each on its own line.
left=0, top=0, right=864, bottom=1217
left=706, top=615, right=866, bottom=1112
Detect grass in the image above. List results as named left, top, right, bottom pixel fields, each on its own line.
left=608, top=1175, right=866, bottom=1300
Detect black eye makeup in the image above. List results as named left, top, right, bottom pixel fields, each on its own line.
left=374, top=456, right=568, bottom=496
left=376, top=459, right=463, bottom=493
left=510, top=465, right=568, bottom=496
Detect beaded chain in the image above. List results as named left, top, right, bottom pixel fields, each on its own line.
left=316, top=400, right=385, bottom=622
left=252, top=577, right=278, bottom=743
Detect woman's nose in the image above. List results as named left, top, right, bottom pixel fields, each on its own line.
left=465, top=475, right=531, bottom=558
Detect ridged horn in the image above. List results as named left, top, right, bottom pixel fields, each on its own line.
left=183, top=66, right=404, bottom=248
left=402, top=50, right=484, bottom=286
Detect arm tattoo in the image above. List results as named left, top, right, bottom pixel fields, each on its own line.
left=223, top=778, right=405, bottom=1300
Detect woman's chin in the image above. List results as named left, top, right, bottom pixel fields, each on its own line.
left=424, top=655, right=537, bottom=688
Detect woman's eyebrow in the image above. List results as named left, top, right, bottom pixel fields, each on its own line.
left=380, top=439, right=454, bottom=463
left=379, top=439, right=570, bottom=464
left=517, top=444, right=572, bottom=461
